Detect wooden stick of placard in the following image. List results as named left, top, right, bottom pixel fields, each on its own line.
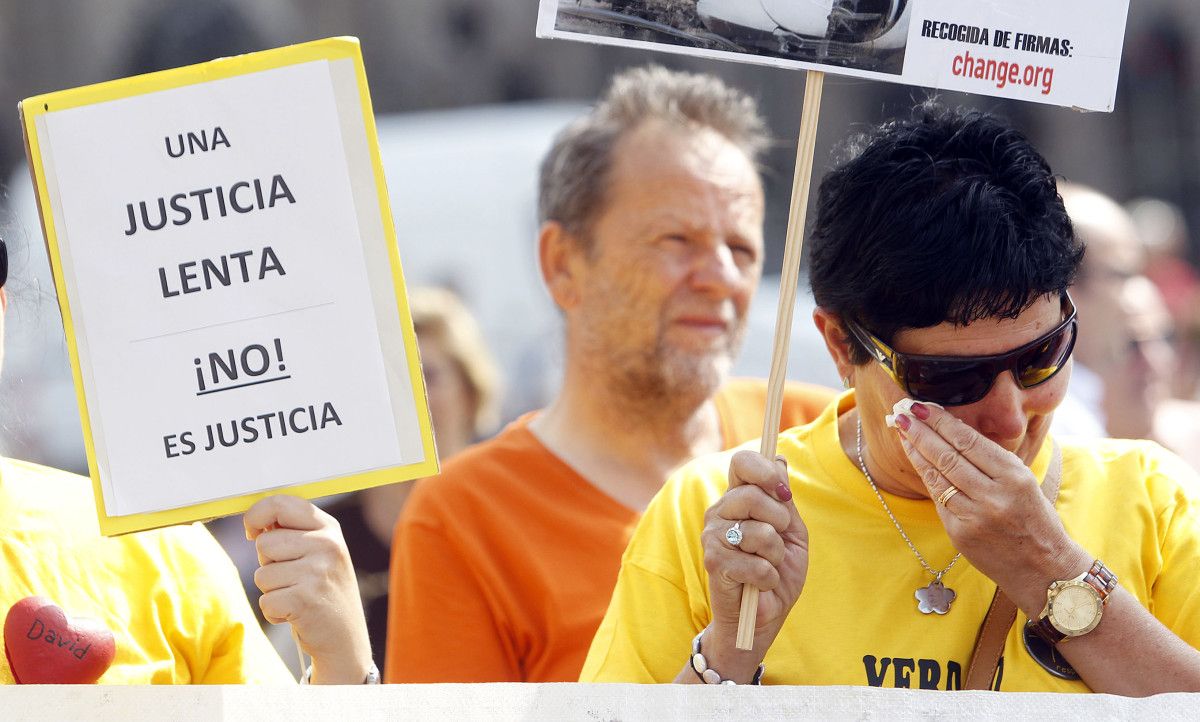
left=735, top=69, right=825, bottom=652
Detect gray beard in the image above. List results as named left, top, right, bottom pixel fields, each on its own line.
left=602, top=333, right=740, bottom=418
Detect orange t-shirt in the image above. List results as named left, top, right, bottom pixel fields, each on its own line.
left=385, top=379, right=834, bottom=682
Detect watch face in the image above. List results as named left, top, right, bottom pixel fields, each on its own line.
left=1049, top=583, right=1101, bottom=634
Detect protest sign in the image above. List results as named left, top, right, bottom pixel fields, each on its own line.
left=538, top=0, right=1131, bottom=112
left=538, top=0, right=1133, bottom=650
left=20, top=37, right=437, bottom=535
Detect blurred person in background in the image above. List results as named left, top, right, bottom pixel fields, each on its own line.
left=327, top=286, right=500, bottom=672
left=0, top=229, right=372, bottom=684
left=1053, top=183, right=1146, bottom=439
left=1055, top=185, right=1199, bottom=471
left=1121, top=276, right=1200, bottom=471
left=1128, top=197, right=1200, bottom=401
left=386, top=65, right=835, bottom=683
left=1101, top=276, right=1180, bottom=442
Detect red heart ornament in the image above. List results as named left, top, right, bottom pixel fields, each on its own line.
left=4, top=596, right=116, bottom=684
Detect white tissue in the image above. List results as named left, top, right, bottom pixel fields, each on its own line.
left=884, top=398, right=944, bottom=428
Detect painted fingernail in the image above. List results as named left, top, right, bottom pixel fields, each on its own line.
left=895, top=413, right=912, bottom=432
left=775, top=483, right=793, bottom=502
left=911, top=402, right=931, bottom=420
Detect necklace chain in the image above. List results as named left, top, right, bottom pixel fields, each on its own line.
left=855, top=416, right=961, bottom=581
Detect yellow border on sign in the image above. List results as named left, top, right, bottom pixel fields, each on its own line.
left=19, top=37, right=439, bottom=535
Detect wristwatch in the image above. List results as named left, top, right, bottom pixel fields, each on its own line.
left=1027, top=559, right=1118, bottom=644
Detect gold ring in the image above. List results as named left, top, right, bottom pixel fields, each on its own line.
left=936, top=485, right=960, bottom=507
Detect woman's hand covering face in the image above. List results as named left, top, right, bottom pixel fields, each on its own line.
left=892, top=402, right=1089, bottom=615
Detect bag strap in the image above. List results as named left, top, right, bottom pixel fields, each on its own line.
left=962, top=442, right=1063, bottom=691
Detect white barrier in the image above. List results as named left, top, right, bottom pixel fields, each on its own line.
left=2, top=683, right=1196, bottom=721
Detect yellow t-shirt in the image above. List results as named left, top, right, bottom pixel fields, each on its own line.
left=582, top=394, right=1200, bottom=692
left=0, top=458, right=292, bottom=684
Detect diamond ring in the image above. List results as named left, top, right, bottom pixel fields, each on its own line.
left=725, top=521, right=744, bottom=547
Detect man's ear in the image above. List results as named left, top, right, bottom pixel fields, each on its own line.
left=538, top=220, right=583, bottom=310
left=813, top=306, right=857, bottom=382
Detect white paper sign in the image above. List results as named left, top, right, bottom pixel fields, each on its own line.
left=29, top=53, right=428, bottom=520
left=537, top=0, right=1131, bottom=112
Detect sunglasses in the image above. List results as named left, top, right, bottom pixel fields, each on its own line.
left=845, top=294, right=1077, bottom=407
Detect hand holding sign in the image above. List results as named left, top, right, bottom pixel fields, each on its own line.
left=697, top=451, right=807, bottom=678
left=245, top=495, right=371, bottom=684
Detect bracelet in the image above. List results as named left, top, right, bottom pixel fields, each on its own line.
left=300, top=661, right=381, bottom=685
left=689, top=629, right=765, bottom=685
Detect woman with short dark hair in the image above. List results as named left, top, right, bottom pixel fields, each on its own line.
left=583, top=106, right=1200, bottom=694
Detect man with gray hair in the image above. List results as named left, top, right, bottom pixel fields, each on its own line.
left=385, top=65, right=833, bottom=682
